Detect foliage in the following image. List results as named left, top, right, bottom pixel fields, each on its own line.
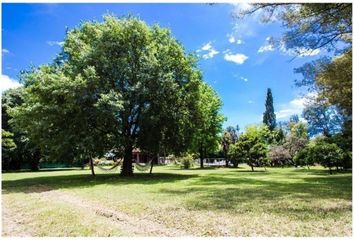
left=270, top=127, right=286, bottom=144
left=232, top=125, right=269, bottom=171
left=268, top=145, right=291, bottom=166
left=190, top=82, right=225, bottom=168
left=262, top=88, right=276, bottom=131
left=11, top=15, right=208, bottom=176
left=316, top=50, right=352, bottom=118
left=225, top=126, right=239, bottom=143
left=238, top=3, right=352, bottom=150
left=296, top=141, right=345, bottom=174
left=238, top=3, right=352, bottom=54
left=302, top=99, right=343, bottom=137
left=284, top=133, right=309, bottom=164
left=294, top=145, right=315, bottom=168
left=288, top=121, right=308, bottom=139
left=178, top=154, right=194, bottom=169
left=2, top=130, right=17, bottom=166
left=221, top=131, right=233, bottom=167
left=2, top=88, right=41, bottom=171
left=228, top=143, right=242, bottom=168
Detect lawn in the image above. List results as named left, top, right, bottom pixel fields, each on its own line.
left=2, top=164, right=352, bottom=237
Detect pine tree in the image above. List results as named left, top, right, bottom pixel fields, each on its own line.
left=263, top=88, right=277, bottom=131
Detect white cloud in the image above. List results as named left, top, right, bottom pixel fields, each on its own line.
left=1, top=75, right=22, bottom=92
left=258, top=37, right=275, bottom=53
left=47, top=41, right=64, bottom=47
left=198, top=42, right=219, bottom=60
left=227, top=33, right=243, bottom=45
left=248, top=100, right=254, bottom=104
left=275, top=92, right=317, bottom=119
left=258, top=44, right=275, bottom=53
left=224, top=52, right=248, bottom=64
left=240, top=76, right=248, bottom=82
left=201, top=42, right=212, bottom=51
left=231, top=2, right=253, bottom=13
left=279, top=41, right=320, bottom=57
left=2, top=49, right=10, bottom=54
left=202, top=49, right=219, bottom=59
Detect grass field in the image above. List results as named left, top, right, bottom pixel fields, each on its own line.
left=2, top=164, right=352, bottom=237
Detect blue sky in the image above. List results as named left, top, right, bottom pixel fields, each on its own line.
left=2, top=3, right=325, bottom=130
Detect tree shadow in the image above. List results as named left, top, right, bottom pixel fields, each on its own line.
left=156, top=172, right=352, bottom=220
left=2, top=168, right=83, bottom=174
left=2, top=172, right=198, bottom=195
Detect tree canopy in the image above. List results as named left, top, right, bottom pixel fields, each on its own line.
left=191, top=82, right=225, bottom=168
left=11, top=15, right=218, bottom=176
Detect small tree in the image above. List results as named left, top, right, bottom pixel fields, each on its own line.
left=312, top=142, right=344, bottom=174
left=235, top=125, right=269, bottom=171
left=294, top=146, right=315, bottom=169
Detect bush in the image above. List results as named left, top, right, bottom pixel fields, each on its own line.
left=313, top=143, right=345, bottom=174
left=268, top=145, right=291, bottom=167
left=228, top=144, right=242, bottom=167
left=178, top=154, right=194, bottom=169
left=294, top=146, right=315, bottom=168
left=295, top=141, right=345, bottom=174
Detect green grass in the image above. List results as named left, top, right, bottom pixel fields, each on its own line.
left=2, top=164, right=352, bottom=236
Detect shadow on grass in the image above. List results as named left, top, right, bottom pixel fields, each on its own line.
left=2, top=168, right=83, bottom=174
left=156, top=170, right=352, bottom=219
left=2, top=172, right=198, bottom=194
left=3, top=166, right=352, bottom=221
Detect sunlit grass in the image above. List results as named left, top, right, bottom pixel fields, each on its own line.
left=2, top=164, right=352, bottom=236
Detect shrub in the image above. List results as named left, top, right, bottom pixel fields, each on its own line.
left=313, top=143, right=344, bottom=174
left=228, top=144, right=242, bottom=167
left=295, top=141, right=345, bottom=174
left=178, top=154, right=194, bottom=169
left=268, top=145, right=291, bottom=167
left=294, top=146, right=315, bottom=168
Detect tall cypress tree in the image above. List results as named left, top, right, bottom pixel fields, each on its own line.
left=263, top=88, right=276, bottom=131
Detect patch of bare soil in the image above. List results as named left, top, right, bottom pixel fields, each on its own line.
left=2, top=205, right=33, bottom=237
left=37, top=187, right=190, bottom=236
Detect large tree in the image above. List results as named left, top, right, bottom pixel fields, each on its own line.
left=11, top=15, right=205, bottom=176
left=263, top=88, right=276, bottom=131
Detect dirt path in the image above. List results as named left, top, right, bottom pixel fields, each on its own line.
left=2, top=205, right=33, bottom=237
left=35, top=186, right=189, bottom=236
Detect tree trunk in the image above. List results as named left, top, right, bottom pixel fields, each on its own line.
left=200, top=150, right=204, bottom=169
left=225, top=151, right=229, bottom=167
left=149, top=154, right=156, bottom=174
left=121, top=145, right=133, bottom=176
left=30, top=149, right=41, bottom=171
left=89, top=157, right=95, bottom=176
left=251, top=165, right=254, bottom=172
left=329, top=167, right=332, bottom=174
